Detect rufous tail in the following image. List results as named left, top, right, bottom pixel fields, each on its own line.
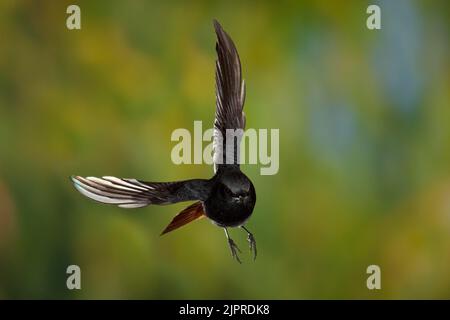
left=161, top=201, right=205, bottom=235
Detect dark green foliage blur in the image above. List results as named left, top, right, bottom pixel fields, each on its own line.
left=0, top=0, right=449, bottom=299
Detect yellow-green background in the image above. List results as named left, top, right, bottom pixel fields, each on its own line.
left=0, top=0, right=449, bottom=299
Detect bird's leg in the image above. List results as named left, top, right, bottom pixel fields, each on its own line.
left=224, top=228, right=241, bottom=263
left=241, top=226, right=257, bottom=260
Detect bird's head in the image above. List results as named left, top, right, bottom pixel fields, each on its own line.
left=217, top=170, right=256, bottom=207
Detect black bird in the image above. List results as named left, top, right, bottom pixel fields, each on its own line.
left=71, top=20, right=256, bottom=263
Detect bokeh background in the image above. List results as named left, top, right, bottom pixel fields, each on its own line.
left=0, top=0, right=449, bottom=299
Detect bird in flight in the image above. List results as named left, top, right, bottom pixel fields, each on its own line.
left=71, top=20, right=256, bottom=263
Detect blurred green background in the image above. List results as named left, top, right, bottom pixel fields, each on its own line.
left=0, top=0, right=449, bottom=299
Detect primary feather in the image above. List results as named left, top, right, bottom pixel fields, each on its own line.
left=71, top=176, right=210, bottom=208
left=213, top=19, right=246, bottom=171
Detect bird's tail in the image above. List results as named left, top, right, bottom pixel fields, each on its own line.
left=161, top=201, right=205, bottom=235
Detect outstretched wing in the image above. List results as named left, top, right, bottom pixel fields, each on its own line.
left=71, top=176, right=210, bottom=208
left=213, top=20, right=246, bottom=172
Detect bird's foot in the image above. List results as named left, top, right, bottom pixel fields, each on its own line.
left=247, top=232, right=257, bottom=260
left=227, top=238, right=242, bottom=264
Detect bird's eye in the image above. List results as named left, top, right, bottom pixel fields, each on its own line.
left=220, top=186, right=230, bottom=196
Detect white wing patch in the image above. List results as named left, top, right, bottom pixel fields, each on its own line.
left=71, top=176, right=152, bottom=208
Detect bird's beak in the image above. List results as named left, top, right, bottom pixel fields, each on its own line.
left=233, top=195, right=246, bottom=203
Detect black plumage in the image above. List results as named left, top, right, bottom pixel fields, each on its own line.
left=71, top=20, right=256, bottom=262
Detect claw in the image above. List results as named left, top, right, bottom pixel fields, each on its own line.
left=247, top=232, right=257, bottom=260
left=224, top=228, right=242, bottom=263
left=227, top=238, right=242, bottom=263
left=241, top=226, right=257, bottom=261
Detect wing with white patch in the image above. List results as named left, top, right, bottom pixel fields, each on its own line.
left=213, top=20, right=246, bottom=172
left=71, top=176, right=210, bottom=208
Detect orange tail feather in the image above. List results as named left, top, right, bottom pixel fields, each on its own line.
left=161, top=201, right=205, bottom=235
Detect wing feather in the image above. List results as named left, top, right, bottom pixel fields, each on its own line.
left=213, top=20, right=246, bottom=171
left=71, top=176, right=210, bottom=208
